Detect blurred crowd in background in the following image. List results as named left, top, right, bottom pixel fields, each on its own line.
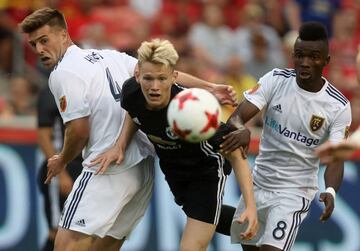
left=0, top=0, right=360, bottom=130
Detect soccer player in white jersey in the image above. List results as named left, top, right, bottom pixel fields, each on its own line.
left=19, top=7, right=237, bottom=251
left=220, top=22, right=352, bottom=251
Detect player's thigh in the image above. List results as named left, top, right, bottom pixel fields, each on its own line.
left=180, top=217, right=217, bottom=251
left=262, top=194, right=311, bottom=251
left=90, top=236, right=125, bottom=251
left=107, top=157, right=155, bottom=239
left=54, top=227, right=95, bottom=251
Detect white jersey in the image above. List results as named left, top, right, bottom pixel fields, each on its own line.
left=49, top=45, right=155, bottom=174
left=244, top=68, right=352, bottom=200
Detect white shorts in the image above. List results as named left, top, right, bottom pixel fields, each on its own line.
left=231, top=184, right=311, bottom=251
left=59, top=156, right=154, bottom=239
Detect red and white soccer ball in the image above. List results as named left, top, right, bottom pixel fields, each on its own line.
left=167, top=88, right=221, bottom=143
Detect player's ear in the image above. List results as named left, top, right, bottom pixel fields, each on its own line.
left=60, top=28, right=67, bottom=41
left=135, top=68, right=140, bottom=82
left=173, top=70, right=178, bottom=82
left=325, top=55, right=330, bottom=66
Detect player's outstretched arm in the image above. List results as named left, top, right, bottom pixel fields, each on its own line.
left=319, top=160, right=344, bottom=222
left=316, top=128, right=360, bottom=164
left=176, top=71, right=237, bottom=106
left=225, top=149, right=258, bottom=240
left=89, top=112, right=139, bottom=175
left=46, top=116, right=90, bottom=184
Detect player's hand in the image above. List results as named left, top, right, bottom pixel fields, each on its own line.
left=210, top=84, right=237, bottom=106
left=219, top=127, right=250, bottom=157
left=88, top=146, right=124, bottom=175
left=59, top=170, right=73, bottom=196
left=46, top=155, right=66, bottom=184
left=319, top=192, right=335, bottom=222
left=235, top=207, right=258, bottom=240
left=315, top=140, right=358, bottom=164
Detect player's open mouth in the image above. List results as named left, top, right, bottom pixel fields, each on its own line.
left=149, top=94, right=161, bottom=98
left=299, top=71, right=310, bottom=78
left=41, top=57, right=50, bottom=63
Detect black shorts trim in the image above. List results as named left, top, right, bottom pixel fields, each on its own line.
left=200, top=141, right=226, bottom=224
left=62, top=172, right=92, bottom=229
left=283, top=197, right=311, bottom=251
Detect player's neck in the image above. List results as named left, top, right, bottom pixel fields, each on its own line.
left=297, top=78, right=324, bottom=93
left=66, top=39, right=74, bottom=49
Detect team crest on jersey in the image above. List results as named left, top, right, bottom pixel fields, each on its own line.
left=309, top=115, right=324, bottom=132
left=59, top=95, right=67, bottom=112
left=344, top=126, right=350, bottom=139
left=166, top=126, right=179, bottom=140
left=248, top=84, right=260, bottom=94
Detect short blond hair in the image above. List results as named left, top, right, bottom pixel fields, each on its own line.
left=137, top=39, right=179, bottom=68
left=19, top=7, right=67, bottom=33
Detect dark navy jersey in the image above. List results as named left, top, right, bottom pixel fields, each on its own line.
left=121, top=77, right=231, bottom=176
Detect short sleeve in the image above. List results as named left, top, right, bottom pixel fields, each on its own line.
left=328, top=102, right=352, bottom=143
left=49, top=69, right=91, bottom=124
left=243, top=70, right=275, bottom=110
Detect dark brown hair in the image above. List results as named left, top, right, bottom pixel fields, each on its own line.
left=19, top=7, right=67, bottom=33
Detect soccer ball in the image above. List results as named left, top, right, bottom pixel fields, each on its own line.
left=167, top=88, right=221, bottom=143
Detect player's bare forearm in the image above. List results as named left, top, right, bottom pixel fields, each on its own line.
left=38, top=127, right=57, bottom=159
left=176, top=71, right=212, bottom=90
left=37, top=126, right=72, bottom=185
left=45, top=117, right=88, bottom=184
left=227, top=149, right=258, bottom=239
left=226, top=100, right=260, bottom=129
left=227, top=149, right=256, bottom=210
left=324, top=160, right=344, bottom=192
left=220, top=100, right=259, bottom=154
left=115, top=112, right=139, bottom=152
left=176, top=71, right=237, bottom=106
left=60, top=117, right=89, bottom=165
left=318, top=160, right=343, bottom=222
